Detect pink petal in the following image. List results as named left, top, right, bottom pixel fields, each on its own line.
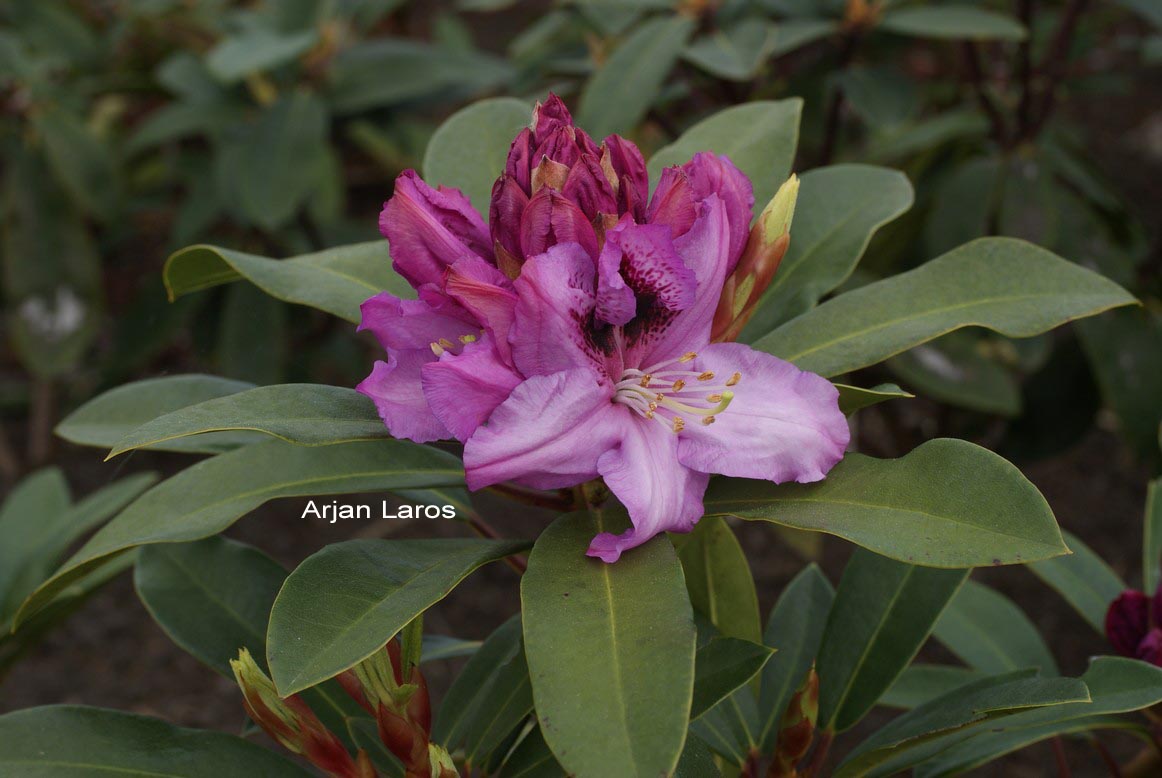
left=489, top=175, right=529, bottom=259
left=1107, top=590, right=1151, bottom=657
left=563, top=154, right=618, bottom=221
left=588, top=419, right=710, bottom=563
left=358, top=292, right=475, bottom=352
left=1137, top=628, right=1162, bottom=667
left=379, top=170, right=491, bottom=289
left=595, top=221, right=696, bottom=327
left=357, top=351, right=448, bottom=443
left=682, top=153, right=754, bottom=271
left=676, top=343, right=849, bottom=483
left=603, top=135, right=648, bottom=221
left=646, top=167, right=697, bottom=238
left=510, top=242, right=608, bottom=377
left=421, top=335, right=522, bottom=443
left=504, top=128, right=534, bottom=193
left=630, top=195, right=731, bottom=366
left=520, top=188, right=599, bottom=260
left=463, top=368, right=623, bottom=491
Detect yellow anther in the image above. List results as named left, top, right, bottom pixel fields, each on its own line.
left=430, top=342, right=445, bottom=357
left=438, top=338, right=455, bottom=349
left=648, top=401, right=658, bottom=412
left=672, top=379, right=686, bottom=392
left=702, top=415, right=716, bottom=426
left=726, top=372, right=741, bottom=386
left=639, top=374, right=652, bottom=387
left=645, top=410, right=655, bottom=419
left=672, top=417, right=686, bottom=433
left=678, top=352, right=697, bottom=363
left=697, top=371, right=715, bottom=382
left=459, top=333, right=477, bottom=344
left=707, top=393, right=723, bottom=403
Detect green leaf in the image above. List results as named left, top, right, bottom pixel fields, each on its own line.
left=741, top=165, right=914, bottom=339
left=923, top=157, right=1001, bottom=258
left=757, top=564, right=833, bottom=751
left=433, top=616, right=534, bottom=766
left=932, top=580, right=1057, bottom=675
left=835, top=670, right=1090, bottom=777
left=214, top=92, right=328, bottom=230
left=56, top=375, right=261, bottom=454
left=421, top=634, right=482, bottom=662
left=165, top=241, right=411, bottom=323
left=914, top=714, right=1146, bottom=777
left=816, top=550, right=969, bottom=732
left=215, top=284, right=287, bottom=385
left=692, top=638, right=775, bottom=721
left=683, top=18, right=779, bottom=82
left=498, top=727, right=566, bottom=778
left=577, top=15, right=695, bottom=138
left=674, top=518, right=760, bottom=643
left=674, top=735, right=721, bottom=778
left=32, top=107, right=121, bottom=222
left=880, top=664, right=986, bottom=710
left=521, top=511, right=696, bottom=778
left=648, top=99, right=802, bottom=211
left=1146, top=480, right=1162, bottom=593
left=1114, top=0, right=1162, bottom=29
left=15, top=439, right=464, bottom=629
left=690, top=693, right=760, bottom=765
left=268, top=537, right=527, bottom=695
left=134, top=536, right=284, bottom=676
left=1029, top=530, right=1124, bottom=635
left=753, top=237, right=1136, bottom=378
left=705, top=438, right=1069, bottom=568
left=205, top=28, right=318, bottom=82
left=422, top=97, right=532, bottom=217
left=871, top=657, right=1162, bottom=777
left=879, top=6, right=1027, bottom=41
left=108, top=384, right=387, bottom=458
left=835, top=382, right=913, bottom=416
left=837, top=65, right=918, bottom=129
left=886, top=333, right=1021, bottom=417
left=0, top=705, right=314, bottom=776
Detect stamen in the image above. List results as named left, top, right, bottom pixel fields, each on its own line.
left=702, top=416, right=716, bottom=425
left=430, top=341, right=445, bottom=357
left=726, top=372, right=741, bottom=386
left=671, top=379, right=686, bottom=392
left=697, top=371, right=715, bottom=382
left=707, top=393, right=722, bottom=402
left=672, top=417, right=685, bottom=433
left=438, top=338, right=455, bottom=350
left=678, top=352, right=697, bottom=363
left=458, top=333, right=476, bottom=344
left=639, top=374, right=652, bottom=387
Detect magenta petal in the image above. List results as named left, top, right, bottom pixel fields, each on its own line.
left=379, top=170, right=491, bottom=288
left=1137, top=628, right=1162, bottom=666
left=588, top=419, right=710, bottom=563
left=357, top=351, right=448, bottom=443
left=1106, top=590, right=1151, bottom=657
left=595, top=233, right=637, bottom=328
left=646, top=167, right=697, bottom=238
left=533, top=93, right=573, bottom=138
left=510, top=242, right=605, bottom=377
left=596, top=221, right=697, bottom=328
left=443, top=256, right=517, bottom=363
left=520, top=188, right=599, bottom=260
left=676, top=343, right=849, bottom=483
left=504, top=128, right=534, bottom=193
left=463, top=368, right=623, bottom=491
left=358, top=292, right=475, bottom=352
left=563, top=154, right=618, bottom=221
left=603, top=135, right=648, bottom=220
left=489, top=175, right=529, bottom=259
left=682, top=153, right=754, bottom=270
left=421, top=336, right=522, bottom=442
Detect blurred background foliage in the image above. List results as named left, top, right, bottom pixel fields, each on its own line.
left=0, top=0, right=1159, bottom=487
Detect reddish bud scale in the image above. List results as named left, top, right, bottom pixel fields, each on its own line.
left=769, top=667, right=820, bottom=778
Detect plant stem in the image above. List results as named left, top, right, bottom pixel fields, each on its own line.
left=0, top=421, right=20, bottom=484
left=1052, top=737, right=1073, bottom=777
left=1028, top=0, right=1091, bottom=138
left=1092, top=738, right=1123, bottom=777
left=487, top=482, right=576, bottom=511
left=962, top=42, right=1008, bottom=144
left=818, top=31, right=861, bottom=166
left=1015, top=0, right=1035, bottom=138
left=467, top=513, right=527, bottom=575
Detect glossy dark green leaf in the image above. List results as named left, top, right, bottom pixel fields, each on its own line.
left=498, top=727, right=567, bottom=777
left=433, top=616, right=533, bottom=766
left=109, top=384, right=387, bottom=458
left=705, top=438, right=1069, bottom=568
left=879, top=6, right=1027, bottom=40
left=16, top=439, right=464, bottom=629
left=674, top=732, right=721, bottom=778
left=165, top=241, right=411, bottom=323
left=887, top=333, right=1021, bottom=417
left=674, top=518, right=760, bottom=643
left=577, top=15, right=695, bottom=138
left=56, top=375, right=261, bottom=454
left=742, top=165, right=914, bottom=338
left=835, top=670, right=1090, bottom=777
left=879, top=664, right=985, bottom=710
left=648, top=99, right=802, bottom=211
left=757, top=564, right=833, bottom=751
left=522, top=511, right=696, bottom=778
left=933, top=580, right=1057, bottom=675
left=1029, top=530, right=1124, bottom=635
left=753, top=238, right=1136, bottom=378
left=215, top=284, right=287, bottom=386
left=689, top=692, right=760, bottom=765
left=0, top=705, right=313, bottom=776
left=268, top=538, right=527, bottom=695
left=835, top=382, right=913, bottom=416
left=422, top=97, right=532, bottom=216
left=692, top=638, right=774, bottom=720
left=923, top=157, right=1001, bottom=258
left=838, top=65, right=918, bottom=128
left=816, top=550, right=969, bottom=732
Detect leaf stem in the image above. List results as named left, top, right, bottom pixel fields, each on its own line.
left=466, top=513, right=527, bottom=575
left=487, top=482, right=577, bottom=511
left=962, top=42, right=1008, bottom=145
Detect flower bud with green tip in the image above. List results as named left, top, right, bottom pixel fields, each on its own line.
left=712, top=175, right=800, bottom=343
left=770, top=664, right=819, bottom=778
left=231, top=648, right=376, bottom=778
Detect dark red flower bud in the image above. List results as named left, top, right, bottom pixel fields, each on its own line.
left=1106, top=589, right=1151, bottom=657
left=520, top=188, right=599, bottom=259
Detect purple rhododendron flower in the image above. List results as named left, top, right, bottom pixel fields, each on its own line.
left=358, top=95, right=850, bottom=562
left=1106, top=585, right=1162, bottom=666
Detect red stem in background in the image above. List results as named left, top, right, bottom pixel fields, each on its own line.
left=1015, top=0, right=1035, bottom=138
left=1052, top=737, right=1073, bottom=777
left=962, top=42, right=1008, bottom=144
left=466, top=513, right=527, bottom=575
left=1028, top=0, right=1091, bottom=138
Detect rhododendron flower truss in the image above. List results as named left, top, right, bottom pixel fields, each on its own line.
left=358, top=95, right=849, bottom=562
